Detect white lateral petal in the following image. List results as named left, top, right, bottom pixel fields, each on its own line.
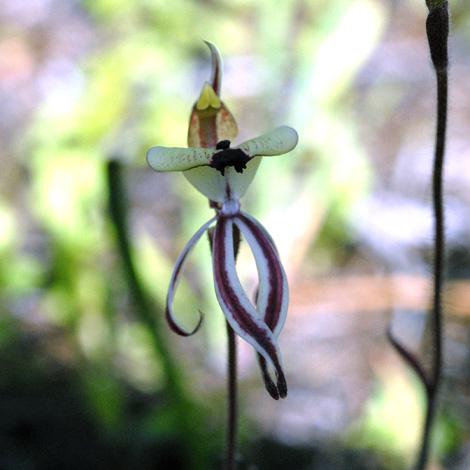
left=236, top=126, right=298, bottom=158
left=147, top=146, right=217, bottom=172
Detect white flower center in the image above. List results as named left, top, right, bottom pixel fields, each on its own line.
left=221, top=198, right=240, bottom=216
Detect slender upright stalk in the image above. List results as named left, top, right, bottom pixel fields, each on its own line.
left=416, top=4, right=449, bottom=467
left=225, top=321, right=238, bottom=470
left=106, top=160, right=205, bottom=470
left=389, top=3, right=449, bottom=469
left=107, top=160, right=182, bottom=398
left=414, top=73, right=447, bottom=470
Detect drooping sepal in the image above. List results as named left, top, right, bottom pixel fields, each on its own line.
left=165, top=217, right=216, bottom=336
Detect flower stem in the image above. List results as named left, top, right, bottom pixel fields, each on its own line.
left=415, top=58, right=448, bottom=470
left=210, top=223, right=240, bottom=470
left=415, top=5, right=449, bottom=468
left=225, top=320, right=238, bottom=470
left=388, top=4, right=449, bottom=469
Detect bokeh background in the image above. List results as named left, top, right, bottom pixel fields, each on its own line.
left=1, top=0, right=470, bottom=468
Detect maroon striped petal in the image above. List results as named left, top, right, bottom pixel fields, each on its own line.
left=235, top=213, right=288, bottom=337
left=234, top=213, right=289, bottom=399
left=166, top=217, right=216, bottom=336
left=213, top=216, right=287, bottom=399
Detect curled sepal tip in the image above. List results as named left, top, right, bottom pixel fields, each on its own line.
left=260, top=363, right=280, bottom=399
left=258, top=355, right=288, bottom=400
left=166, top=307, right=204, bottom=337
left=203, top=40, right=222, bottom=96
left=165, top=217, right=216, bottom=336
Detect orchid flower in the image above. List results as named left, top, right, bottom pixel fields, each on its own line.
left=146, top=42, right=298, bottom=399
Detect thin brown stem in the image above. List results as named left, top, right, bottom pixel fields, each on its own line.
left=225, top=321, right=238, bottom=470
left=208, top=223, right=240, bottom=470
left=389, top=4, right=449, bottom=469
left=415, top=5, right=449, bottom=466
left=415, top=66, right=448, bottom=470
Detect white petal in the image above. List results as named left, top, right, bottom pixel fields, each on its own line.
left=146, top=146, right=216, bottom=172
left=183, top=157, right=261, bottom=203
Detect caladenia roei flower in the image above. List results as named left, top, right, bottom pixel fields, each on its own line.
left=147, top=42, right=298, bottom=400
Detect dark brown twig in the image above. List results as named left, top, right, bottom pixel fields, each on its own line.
left=388, top=2, right=449, bottom=469
left=225, top=321, right=238, bottom=470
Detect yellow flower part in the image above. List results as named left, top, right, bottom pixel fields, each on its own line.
left=196, top=83, right=221, bottom=111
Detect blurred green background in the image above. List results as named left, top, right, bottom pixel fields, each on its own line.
left=1, top=0, right=470, bottom=468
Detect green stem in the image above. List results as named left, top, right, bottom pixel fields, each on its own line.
left=106, top=160, right=205, bottom=470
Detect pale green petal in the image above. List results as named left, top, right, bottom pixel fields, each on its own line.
left=183, top=166, right=226, bottom=202
left=146, top=146, right=216, bottom=172
left=184, top=157, right=261, bottom=203
left=226, top=157, right=261, bottom=199
left=236, top=126, right=298, bottom=158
